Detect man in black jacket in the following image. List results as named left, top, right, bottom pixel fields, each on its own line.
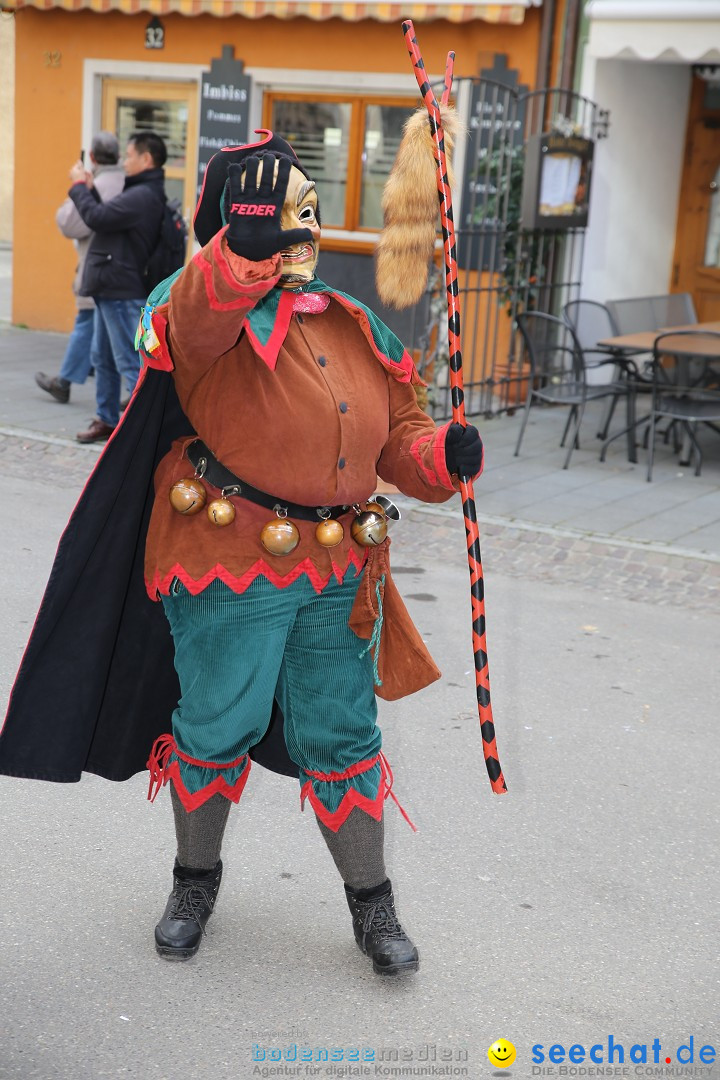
left=69, top=131, right=168, bottom=443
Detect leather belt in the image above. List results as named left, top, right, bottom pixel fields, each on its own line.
left=185, top=439, right=353, bottom=522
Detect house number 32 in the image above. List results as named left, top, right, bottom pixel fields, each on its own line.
left=145, top=19, right=165, bottom=49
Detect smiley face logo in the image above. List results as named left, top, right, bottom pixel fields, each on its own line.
left=488, top=1039, right=516, bottom=1069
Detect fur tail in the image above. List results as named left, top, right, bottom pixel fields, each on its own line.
left=375, top=104, right=462, bottom=310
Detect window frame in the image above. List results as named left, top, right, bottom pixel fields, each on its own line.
left=101, top=77, right=199, bottom=227
left=263, top=90, right=417, bottom=253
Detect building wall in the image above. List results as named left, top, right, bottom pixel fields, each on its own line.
left=12, top=6, right=541, bottom=331
left=0, top=14, right=15, bottom=245
left=580, top=57, right=691, bottom=305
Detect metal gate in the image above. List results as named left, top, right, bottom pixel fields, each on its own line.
left=413, top=75, right=609, bottom=419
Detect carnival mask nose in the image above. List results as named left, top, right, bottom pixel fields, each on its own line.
left=278, top=165, right=320, bottom=287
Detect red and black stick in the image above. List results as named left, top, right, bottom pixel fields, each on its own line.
left=402, top=20, right=507, bottom=794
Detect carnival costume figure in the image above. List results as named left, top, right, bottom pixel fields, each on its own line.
left=0, top=130, right=483, bottom=976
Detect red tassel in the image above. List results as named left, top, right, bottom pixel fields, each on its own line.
left=379, top=752, right=417, bottom=832
left=146, top=733, right=176, bottom=803
left=302, top=752, right=417, bottom=832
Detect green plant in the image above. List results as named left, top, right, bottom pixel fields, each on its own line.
left=472, top=144, right=549, bottom=317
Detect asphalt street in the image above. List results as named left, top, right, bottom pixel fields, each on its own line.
left=1, top=449, right=718, bottom=1080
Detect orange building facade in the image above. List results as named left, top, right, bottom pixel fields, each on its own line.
left=5, top=0, right=542, bottom=332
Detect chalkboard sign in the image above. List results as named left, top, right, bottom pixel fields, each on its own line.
left=197, top=45, right=252, bottom=200
left=457, top=55, right=527, bottom=272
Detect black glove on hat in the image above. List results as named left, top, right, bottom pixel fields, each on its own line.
left=444, top=422, right=484, bottom=480
left=225, top=153, right=313, bottom=262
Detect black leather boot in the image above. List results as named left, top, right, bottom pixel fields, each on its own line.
left=154, top=859, right=223, bottom=960
left=345, top=879, right=419, bottom=976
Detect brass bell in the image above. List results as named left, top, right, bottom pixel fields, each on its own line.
left=207, top=497, right=236, bottom=527
left=169, top=478, right=206, bottom=516
left=261, top=517, right=300, bottom=556
left=351, top=509, right=388, bottom=547
left=315, top=518, right=344, bottom=548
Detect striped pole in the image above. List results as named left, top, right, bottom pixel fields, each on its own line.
left=402, top=20, right=507, bottom=794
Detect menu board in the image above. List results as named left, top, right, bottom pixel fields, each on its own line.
left=197, top=45, right=252, bottom=201
left=520, top=133, right=594, bottom=230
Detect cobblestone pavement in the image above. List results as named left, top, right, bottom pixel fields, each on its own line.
left=0, top=430, right=103, bottom=488
left=2, top=428, right=717, bottom=616
left=398, top=501, right=720, bottom=615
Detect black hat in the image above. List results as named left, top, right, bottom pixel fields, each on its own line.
left=193, top=129, right=309, bottom=246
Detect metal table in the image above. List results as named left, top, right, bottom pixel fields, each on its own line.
left=596, top=322, right=720, bottom=467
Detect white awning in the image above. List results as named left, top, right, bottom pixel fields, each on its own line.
left=585, top=0, right=720, bottom=62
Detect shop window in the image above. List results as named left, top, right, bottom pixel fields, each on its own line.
left=266, top=94, right=415, bottom=238
left=102, top=79, right=199, bottom=224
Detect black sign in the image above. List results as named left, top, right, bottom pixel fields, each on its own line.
left=197, top=45, right=252, bottom=200
left=145, top=17, right=164, bottom=50
left=457, top=55, right=528, bottom=271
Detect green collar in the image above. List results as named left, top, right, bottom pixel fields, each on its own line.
left=244, top=278, right=411, bottom=381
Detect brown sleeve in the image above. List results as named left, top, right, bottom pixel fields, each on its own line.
left=164, top=227, right=282, bottom=401
left=376, top=376, right=465, bottom=503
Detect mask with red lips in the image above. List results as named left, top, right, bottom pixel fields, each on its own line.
left=277, top=165, right=321, bottom=288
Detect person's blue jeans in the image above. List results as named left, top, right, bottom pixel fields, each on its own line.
left=59, top=308, right=95, bottom=384
left=94, top=297, right=145, bottom=426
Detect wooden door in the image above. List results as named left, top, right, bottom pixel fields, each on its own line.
left=673, top=108, right=720, bottom=321
left=102, top=78, right=199, bottom=228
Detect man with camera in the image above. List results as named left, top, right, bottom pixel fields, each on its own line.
left=68, top=130, right=168, bottom=442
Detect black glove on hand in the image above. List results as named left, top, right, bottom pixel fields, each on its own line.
left=444, top=422, right=484, bottom=480
left=225, top=153, right=313, bottom=262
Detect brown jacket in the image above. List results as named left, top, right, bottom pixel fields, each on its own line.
left=143, top=230, right=459, bottom=603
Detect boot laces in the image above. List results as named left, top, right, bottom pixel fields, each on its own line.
left=170, top=880, right=217, bottom=934
left=361, top=896, right=406, bottom=940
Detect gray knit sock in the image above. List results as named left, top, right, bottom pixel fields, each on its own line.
left=170, top=783, right=232, bottom=870
left=317, top=808, right=387, bottom=891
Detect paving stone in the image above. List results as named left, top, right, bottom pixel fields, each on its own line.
left=402, top=506, right=719, bottom=615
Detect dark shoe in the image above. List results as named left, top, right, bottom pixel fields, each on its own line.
left=155, top=859, right=223, bottom=961
left=76, top=418, right=115, bottom=444
left=35, top=372, right=70, bottom=403
left=345, top=879, right=419, bottom=976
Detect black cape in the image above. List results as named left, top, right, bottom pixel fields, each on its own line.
left=0, top=368, right=296, bottom=785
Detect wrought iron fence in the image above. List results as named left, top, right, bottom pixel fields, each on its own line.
left=413, top=78, right=609, bottom=419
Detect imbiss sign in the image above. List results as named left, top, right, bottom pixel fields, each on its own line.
left=196, top=45, right=252, bottom=200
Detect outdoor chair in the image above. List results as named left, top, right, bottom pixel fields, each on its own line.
left=514, top=312, right=628, bottom=469
left=563, top=299, right=619, bottom=358
left=563, top=299, right=625, bottom=439
left=606, top=293, right=697, bottom=334
left=564, top=299, right=655, bottom=463
left=646, top=330, right=720, bottom=481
